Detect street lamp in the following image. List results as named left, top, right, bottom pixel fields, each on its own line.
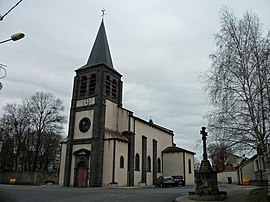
left=0, top=32, right=25, bottom=91
left=0, top=32, right=25, bottom=44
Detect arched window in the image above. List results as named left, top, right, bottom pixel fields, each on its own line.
left=89, top=74, right=96, bottom=95
left=80, top=76, right=87, bottom=96
left=135, top=153, right=140, bottom=171
left=105, top=75, right=111, bottom=96
left=147, top=156, right=151, bottom=172
left=112, top=79, right=117, bottom=98
left=157, top=158, right=161, bottom=173
left=120, top=156, right=124, bottom=169
left=188, top=159, right=192, bottom=174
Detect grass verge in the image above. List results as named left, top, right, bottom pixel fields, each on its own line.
left=245, top=188, right=269, bottom=202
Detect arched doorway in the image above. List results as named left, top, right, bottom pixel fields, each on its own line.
left=76, top=161, right=87, bottom=187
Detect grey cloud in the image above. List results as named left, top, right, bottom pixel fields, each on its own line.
left=1, top=0, right=270, bottom=158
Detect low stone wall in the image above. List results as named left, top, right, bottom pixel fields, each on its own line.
left=0, top=171, right=58, bottom=185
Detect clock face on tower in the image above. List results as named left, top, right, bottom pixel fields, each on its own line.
left=79, top=117, right=91, bottom=133
left=83, top=99, right=89, bottom=106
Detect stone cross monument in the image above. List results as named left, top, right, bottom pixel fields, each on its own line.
left=201, top=127, right=208, bottom=160
left=189, top=127, right=227, bottom=201
left=199, top=127, right=212, bottom=171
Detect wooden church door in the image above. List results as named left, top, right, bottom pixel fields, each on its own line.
left=76, top=161, right=87, bottom=187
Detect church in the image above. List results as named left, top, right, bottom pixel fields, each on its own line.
left=58, top=19, right=195, bottom=187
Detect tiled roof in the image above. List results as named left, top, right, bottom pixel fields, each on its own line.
left=105, top=129, right=128, bottom=142
left=236, top=154, right=257, bottom=168
left=162, top=146, right=195, bottom=154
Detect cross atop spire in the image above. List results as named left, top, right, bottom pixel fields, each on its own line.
left=101, top=8, right=106, bottom=20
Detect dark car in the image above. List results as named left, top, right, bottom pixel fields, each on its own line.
left=155, top=176, right=175, bottom=187
left=172, top=175, right=185, bottom=186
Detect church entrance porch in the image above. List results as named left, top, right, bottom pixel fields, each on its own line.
left=73, top=149, right=91, bottom=187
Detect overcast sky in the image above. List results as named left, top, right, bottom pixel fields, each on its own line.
left=1, top=0, right=270, bottom=158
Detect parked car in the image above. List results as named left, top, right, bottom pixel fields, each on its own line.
left=172, top=175, right=185, bottom=186
left=155, top=176, right=175, bottom=187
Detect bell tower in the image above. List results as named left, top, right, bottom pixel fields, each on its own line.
left=64, top=19, right=123, bottom=187
left=76, top=19, right=122, bottom=106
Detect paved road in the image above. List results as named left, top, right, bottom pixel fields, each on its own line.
left=0, top=185, right=195, bottom=202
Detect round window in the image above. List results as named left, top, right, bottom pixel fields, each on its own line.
left=79, top=117, right=91, bottom=132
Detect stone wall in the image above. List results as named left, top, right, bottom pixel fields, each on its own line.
left=0, top=171, right=58, bottom=185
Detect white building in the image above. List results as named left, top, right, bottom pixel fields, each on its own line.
left=236, top=154, right=267, bottom=185
left=58, top=20, right=195, bottom=187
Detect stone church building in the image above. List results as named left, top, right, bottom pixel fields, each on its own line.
left=58, top=20, right=195, bottom=187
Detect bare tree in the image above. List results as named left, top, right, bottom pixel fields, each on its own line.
left=25, top=92, right=66, bottom=171
left=0, top=92, right=66, bottom=171
left=0, top=103, right=30, bottom=170
left=208, top=142, right=233, bottom=171
left=194, top=158, right=201, bottom=171
left=205, top=8, right=270, bottom=154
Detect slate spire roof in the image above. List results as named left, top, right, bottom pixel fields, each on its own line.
left=78, top=20, right=114, bottom=70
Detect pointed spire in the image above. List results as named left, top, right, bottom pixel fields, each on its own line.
left=79, top=20, right=114, bottom=70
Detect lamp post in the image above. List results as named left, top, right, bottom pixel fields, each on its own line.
left=1, top=0, right=25, bottom=91
left=0, top=0, right=23, bottom=21
left=0, top=32, right=25, bottom=44
left=0, top=32, right=25, bottom=91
